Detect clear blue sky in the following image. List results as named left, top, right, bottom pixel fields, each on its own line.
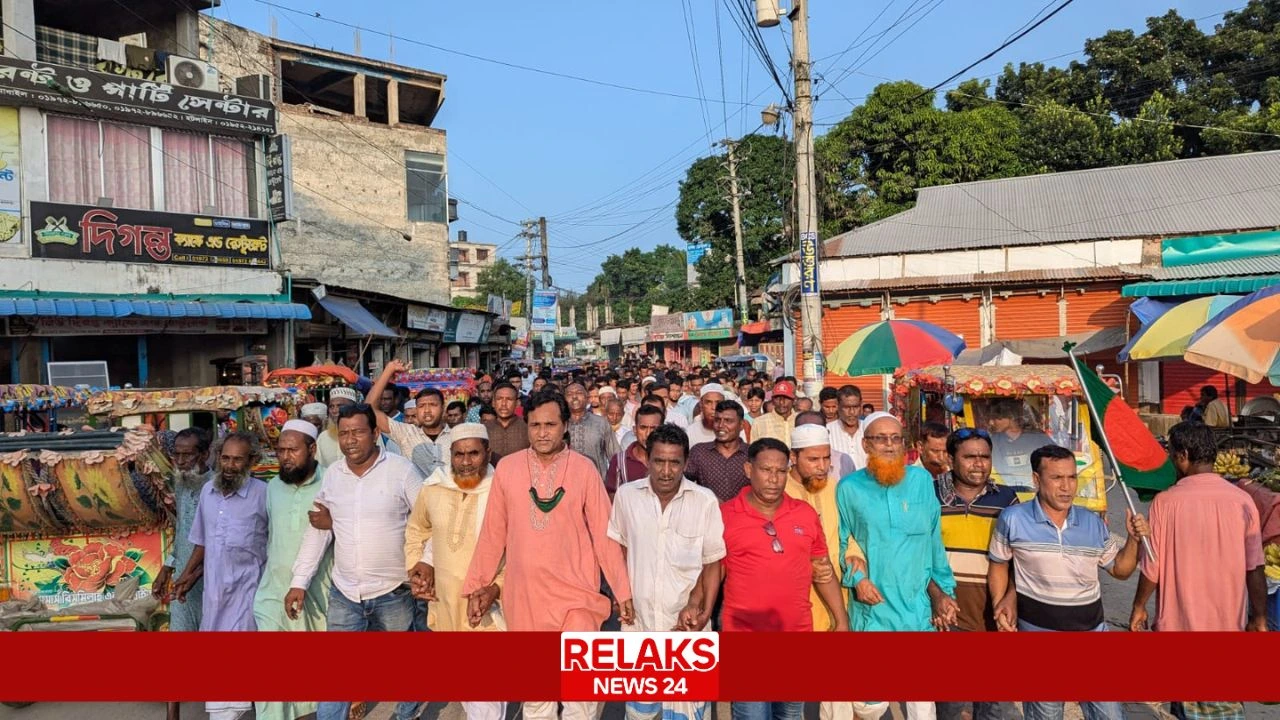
left=215, top=0, right=1229, bottom=292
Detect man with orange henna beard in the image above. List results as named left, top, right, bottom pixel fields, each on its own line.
left=836, top=413, right=958, bottom=720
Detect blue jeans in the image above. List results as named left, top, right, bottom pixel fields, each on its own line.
left=317, top=585, right=423, bottom=720
left=1018, top=620, right=1124, bottom=720
left=731, top=702, right=803, bottom=720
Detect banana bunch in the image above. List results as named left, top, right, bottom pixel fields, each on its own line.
left=1266, top=544, right=1280, bottom=581
left=1214, top=450, right=1250, bottom=478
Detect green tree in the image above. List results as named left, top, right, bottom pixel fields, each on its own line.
left=675, top=133, right=792, bottom=312
left=473, top=258, right=528, bottom=304
left=583, top=245, right=690, bottom=324
left=1108, top=92, right=1183, bottom=165
left=1019, top=99, right=1109, bottom=172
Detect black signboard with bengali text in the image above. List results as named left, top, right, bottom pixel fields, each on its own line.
left=0, top=56, right=276, bottom=136
left=30, top=201, right=271, bottom=268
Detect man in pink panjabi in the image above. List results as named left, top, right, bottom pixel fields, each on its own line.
left=1131, top=422, right=1267, bottom=634
left=463, top=390, right=633, bottom=720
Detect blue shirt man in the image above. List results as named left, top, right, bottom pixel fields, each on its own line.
left=836, top=413, right=957, bottom=632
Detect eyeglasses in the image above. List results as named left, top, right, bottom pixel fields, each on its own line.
left=953, top=427, right=991, bottom=441
left=763, top=521, right=784, bottom=554
left=865, top=434, right=905, bottom=446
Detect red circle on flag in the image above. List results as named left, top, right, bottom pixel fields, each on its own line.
left=1103, top=404, right=1168, bottom=472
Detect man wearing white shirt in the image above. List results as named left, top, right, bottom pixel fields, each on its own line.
left=828, top=385, right=867, bottom=471
left=609, top=423, right=725, bottom=720
left=286, top=404, right=425, bottom=720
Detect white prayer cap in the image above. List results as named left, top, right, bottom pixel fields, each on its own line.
left=329, top=387, right=361, bottom=404
left=281, top=419, right=319, bottom=440
left=598, top=386, right=617, bottom=397
left=699, top=383, right=726, bottom=398
left=862, top=411, right=901, bottom=432
left=403, top=398, right=417, bottom=410
left=300, top=402, right=327, bottom=418
left=641, top=376, right=657, bottom=386
left=451, top=422, right=489, bottom=442
left=790, top=424, right=830, bottom=449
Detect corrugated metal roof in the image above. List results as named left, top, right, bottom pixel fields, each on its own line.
left=1121, top=275, right=1280, bottom=298
left=824, top=151, right=1280, bottom=258
left=1140, top=254, right=1280, bottom=279
left=815, top=266, right=1150, bottom=295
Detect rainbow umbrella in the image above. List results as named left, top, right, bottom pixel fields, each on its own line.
left=1186, top=285, right=1280, bottom=383
left=1117, top=294, right=1241, bottom=362
left=827, top=320, right=966, bottom=376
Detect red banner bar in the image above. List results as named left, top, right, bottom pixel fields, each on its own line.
left=1, top=632, right=1275, bottom=702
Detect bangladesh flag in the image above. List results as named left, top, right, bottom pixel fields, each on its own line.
left=1076, top=362, right=1176, bottom=494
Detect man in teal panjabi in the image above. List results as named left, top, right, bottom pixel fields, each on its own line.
left=837, top=412, right=959, bottom=633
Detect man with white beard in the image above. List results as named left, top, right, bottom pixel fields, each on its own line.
left=174, top=431, right=270, bottom=720
left=404, top=423, right=506, bottom=720
left=153, top=427, right=212, bottom=631
left=836, top=413, right=958, bottom=720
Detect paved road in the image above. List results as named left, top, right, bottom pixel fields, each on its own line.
left=4, top=485, right=1275, bottom=720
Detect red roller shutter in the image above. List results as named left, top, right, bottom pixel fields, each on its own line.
left=1161, top=361, right=1230, bottom=415
left=1066, top=284, right=1130, bottom=333
left=992, top=293, right=1059, bottom=340
left=889, top=297, right=983, bottom=348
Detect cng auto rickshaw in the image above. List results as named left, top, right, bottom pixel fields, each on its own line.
left=891, top=365, right=1109, bottom=514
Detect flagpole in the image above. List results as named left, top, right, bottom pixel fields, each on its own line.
left=1063, top=342, right=1157, bottom=563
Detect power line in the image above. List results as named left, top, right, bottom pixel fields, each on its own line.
left=253, top=0, right=756, bottom=107
left=916, top=0, right=1077, bottom=99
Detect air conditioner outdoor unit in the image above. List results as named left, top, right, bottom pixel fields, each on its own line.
left=166, top=55, right=220, bottom=92
left=235, top=73, right=273, bottom=100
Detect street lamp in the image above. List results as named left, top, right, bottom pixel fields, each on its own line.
left=761, top=103, right=781, bottom=128
left=755, top=0, right=781, bottom=27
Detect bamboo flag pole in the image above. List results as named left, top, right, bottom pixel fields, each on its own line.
left=1064, top=341, right=1157, bottom=563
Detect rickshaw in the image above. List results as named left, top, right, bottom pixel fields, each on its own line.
left=891, top=365, right=1109, bottom=514
left=87, top=386, right=304, bottom=482
left=714, top=353, right=770, bottom=381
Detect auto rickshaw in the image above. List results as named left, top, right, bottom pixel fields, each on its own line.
left=891, top=364, right=1109, bottom=514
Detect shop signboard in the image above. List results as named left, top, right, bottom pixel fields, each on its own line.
left=799, top=231, right=819, bottom=296
left=30, top=201, right=270, bottom=268
left=621, top=326, right=649, bottom=346
left=265, top=134, right=294, bottom=222
left=531, top=290, right=558, bottom=332
left=0, top=107, right=21, bottom=244
left=0, top=56, right=276, bottom=136
left=407, top=304, right=448, bottom=333
left=684, top=307, right=734, bottom=340
left=22, top=316, right=267, bottom=336
left=648, top=313, right=686, bottom=342
left=444, top=311, right=487, bottom=344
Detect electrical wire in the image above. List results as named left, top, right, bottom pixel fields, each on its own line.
left=252, top=0, right=755, bottom=107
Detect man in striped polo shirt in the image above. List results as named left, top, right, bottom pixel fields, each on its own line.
left=988, top=444, right=1149, bottom=720
left=934, top=428, right=1021, bottom=720
left=935, top=428, right=1020, bottom=632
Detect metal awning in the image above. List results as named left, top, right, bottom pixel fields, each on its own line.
left=955, top=327, right=1126, bottom=364
left=1121, top=275, right=1280, bottom=298
left=315, top=295, right=398, bottom=338
left=0, top=297, right=311, bottom=320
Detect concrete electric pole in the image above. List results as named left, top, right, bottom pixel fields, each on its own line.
left=721, top=139, right=750, bottom=325
left=760, top=0, right=823, bottom=394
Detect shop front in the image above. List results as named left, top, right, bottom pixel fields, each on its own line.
left=441, top=310, right=494, bottom=369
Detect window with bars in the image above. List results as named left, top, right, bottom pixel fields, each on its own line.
left=405, top=150, right=447, bottom=223
left=45, top=114, right=259, bottom=217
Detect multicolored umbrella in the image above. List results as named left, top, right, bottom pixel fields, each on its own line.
left=827, top=320, right=966, bottom=377
left=1186, top=285, right=1280, bottom=383
left=1117, top=294, right=1241, bottom=362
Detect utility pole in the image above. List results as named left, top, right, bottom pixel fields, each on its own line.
left=789, top=1, right=823, bottom=394
left=538, top=216, right=551, bottom=288
left=518, top=220, right=537, bottom=338
left=720, top=138, right=749, bottom=324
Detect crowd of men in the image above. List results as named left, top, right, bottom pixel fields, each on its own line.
left=154, top=358, right=1274, bottom=720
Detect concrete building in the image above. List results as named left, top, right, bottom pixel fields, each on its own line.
left=781, top=151, right=1280, bottom=411
left=0, top=0, right=302, bottom=387
left=449, top=231, right=497, bottom=302
left=202, top=18, right=484, bottom=373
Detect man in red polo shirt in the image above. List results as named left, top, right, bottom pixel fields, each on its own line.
left=683, top=437, right=847, bottom=720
